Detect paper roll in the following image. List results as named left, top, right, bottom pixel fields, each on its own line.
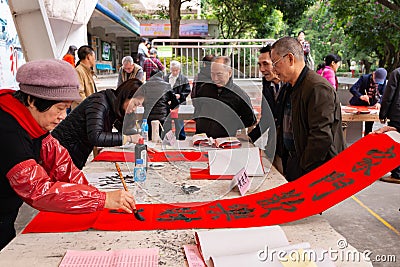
left=151, top=120, right=161, bottom=142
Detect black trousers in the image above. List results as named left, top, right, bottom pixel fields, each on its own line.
left=364, top=121, right=374, bottom=136
left=0, top=210, right=18, bottom=250
left=388, top=121, right=400, bottom=178
left=284, top=152, right=304, bottom=182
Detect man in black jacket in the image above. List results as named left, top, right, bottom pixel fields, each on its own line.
left=248, top=45, right=287, bottom=173
left=164, top=60, right=191, bottom=140
left=378, top=67, right=400, bottom=184
left=194, top=56, right=256, bottom=138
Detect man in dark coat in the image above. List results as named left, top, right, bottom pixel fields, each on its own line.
left=194, top=56, right=256, bottom=138
left=164, top=60, right=191, bottom=140
left=378, top=67, right=400, bottom=184
left=248, top=45, right=287, bottom=173
left=271, top=37, right=345, bottom=181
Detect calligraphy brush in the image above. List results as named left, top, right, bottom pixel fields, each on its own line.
left=115, top=162, right=145, bottom=221
left=365, top=91, right=370, bottom=105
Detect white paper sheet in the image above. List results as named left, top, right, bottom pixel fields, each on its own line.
left=208, top=147, right=264, bottom=176
left=254, top=127, right=270, bottom=151
left=195, top=226, right=289, bottom=265
left=209, top=243, right=336, bottom=267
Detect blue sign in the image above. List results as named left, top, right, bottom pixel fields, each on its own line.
left=96, top=0, right=140, bottom=35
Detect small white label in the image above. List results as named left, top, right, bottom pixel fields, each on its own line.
left=234, top=168, right=251, bottom=196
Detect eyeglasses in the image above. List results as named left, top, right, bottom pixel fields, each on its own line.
left=272, top=54, right=289, bottom=67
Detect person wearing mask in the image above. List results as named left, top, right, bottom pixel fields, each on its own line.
left=164, top=60, right=191, bottom=140
left=0, top=59, right=136, bottom=250
left=62, top=45, right=77, bottom=67
left=117, top=56, right=144, bottom=86
left=72, top=45, right=97, bottom=109
left=349, top=67, right=387, bottom=135
left=194, top=56, right=256, bottom=138
left=52, top=79, right=147, bottom=170
left=248, top=45, right=287, bottom=173
left=316, top=54, right=341, bottom=90
left=271, top=37, right=345, bottom=181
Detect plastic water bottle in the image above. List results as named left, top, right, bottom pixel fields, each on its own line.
left=135, top=137, right=147, bottom=170
left=141, top=119, right=149, bottom=142
left=134, top=158, right=146, bottom=202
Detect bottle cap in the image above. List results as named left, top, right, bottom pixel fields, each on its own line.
left=136, top=158, right=144, bottom=164
left=138, top=137, right=144, bottom=144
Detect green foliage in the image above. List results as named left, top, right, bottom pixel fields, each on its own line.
left=203, top=0, right=274, bottom=38
left=329, top=0, right=400, bottom=72
left=160, top=55, right=199, bottom=77
left=269, top=0, right=316, bottom=27
left=291, top=0, right=400, bottom=73
left=294, top=1, right=347, bottom=68
left=154, top=4, right=169, bottom=19
left=255, top=9, right=288, bottom=39
left=202, top=0, right=317, bottom=39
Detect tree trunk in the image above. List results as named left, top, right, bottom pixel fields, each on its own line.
left=169, top=0, right=181, bottom=44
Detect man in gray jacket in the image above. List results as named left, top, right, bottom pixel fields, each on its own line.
left=271, top=37, right=345, bottom=181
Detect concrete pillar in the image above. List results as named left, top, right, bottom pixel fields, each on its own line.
left=44, top=0, right=97, bottom=58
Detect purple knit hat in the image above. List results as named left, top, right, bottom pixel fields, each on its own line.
left=16, top=59, right=81, bottom=101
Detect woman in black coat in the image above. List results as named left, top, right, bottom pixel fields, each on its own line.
left=52, top=79, right=145, bottom=169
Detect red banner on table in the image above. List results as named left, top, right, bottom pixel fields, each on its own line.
left=190, top=167, right=234, bottom=180
left=92, top=151, right=208, bottom=162
left=24, top=132, right=400, bottom=233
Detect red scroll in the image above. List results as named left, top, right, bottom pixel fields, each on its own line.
left=92, top=151, right=208, bottom=162
left=23, top=132, right=400, bottom=233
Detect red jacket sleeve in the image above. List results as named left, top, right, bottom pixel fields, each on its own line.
left=6, top=134, right=106, bottom=213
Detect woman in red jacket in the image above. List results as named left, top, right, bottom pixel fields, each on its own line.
left=62, top=45, right=77, bottom=67
left=0, top=59, right=136, bottom=250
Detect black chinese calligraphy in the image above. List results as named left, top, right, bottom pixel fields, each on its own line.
left=109, top=208, right=144, bottom=215
left=237, top=175, right=248, bottom=188
left=97, top=173, right=134, bottom=188
left=157, top=207, right=202, bottom=222
left=208, top=202, right=255, bottom=221
left=257, top=190, right=305, bottom=217
left=309, top=171, right=354, bottom=201
left=352, top=146, right=396, bottom=176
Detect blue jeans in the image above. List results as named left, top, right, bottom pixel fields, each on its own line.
left=174, top=119, right=186, bottom=140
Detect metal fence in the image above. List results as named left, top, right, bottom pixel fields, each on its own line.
left=151, top=38, right=275, bottom=80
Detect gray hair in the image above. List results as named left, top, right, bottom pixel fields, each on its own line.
left=271, top=36, right=304, bottom=61
left=122, top=56, right=134, bottom=65
left=212, top=56, right=232, bottom=71
left=213, top=56, right=231, bottom=66
left=170, top=60, right=181, bottom=69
